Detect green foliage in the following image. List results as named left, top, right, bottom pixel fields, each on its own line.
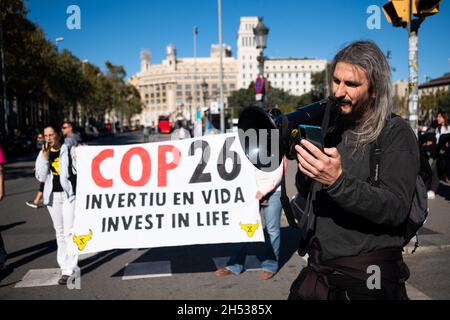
left=227, top=76, right=326, bottom=117
left=1, top=0, right=142, bottom=127
left=437, top=91, right=450, bottom=114
left=420, top=89, right=450, bottom=115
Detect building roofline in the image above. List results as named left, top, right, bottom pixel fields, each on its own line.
left=418, top=74, right=450, bottom=89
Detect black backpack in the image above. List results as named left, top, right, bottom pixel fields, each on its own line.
left=369, top=116, right=430, bottom=253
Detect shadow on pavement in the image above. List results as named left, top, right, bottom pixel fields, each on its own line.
left=6, top=240, right=56, bottom=269
left=79, top=249, right=130, bottom=276
left=112, top=226, right=302, bottom=277
left=4, top=164, right=36, bottom=180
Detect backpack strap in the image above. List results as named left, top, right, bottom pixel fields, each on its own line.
left=369, top=140, right=382, bottom=188
left=369, top=114, right=397, bottom=187
left=280, top=162, right=298, bottom=228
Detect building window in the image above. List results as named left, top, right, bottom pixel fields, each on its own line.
left=185, top=84, right=191, bottom=89
left=230, top=84, right=235, bottom=89
left=177, top=91, right=183, bottom=96
left=177, top=84, right=182, bottom=89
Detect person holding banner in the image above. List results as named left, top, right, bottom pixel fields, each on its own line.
left=216, top=159, right=285, bottom=280
left=35, top=125, right=78, bottom=285
left=171, top=120, right=191, bottom=140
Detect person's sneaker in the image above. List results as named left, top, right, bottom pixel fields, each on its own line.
left=58, top=275, right=70, bottom=285
left=427, top=191, right=436, bottom=200
left=25, top=201, right=39, bottom=209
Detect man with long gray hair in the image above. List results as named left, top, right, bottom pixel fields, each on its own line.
left=288, top=41, right=419, bottom=300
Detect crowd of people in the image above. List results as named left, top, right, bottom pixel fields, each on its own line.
left=418, top=110, right=450, bottom=200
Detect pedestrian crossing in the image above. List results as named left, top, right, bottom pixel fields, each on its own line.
left=12, top=255, right=265, bottom=287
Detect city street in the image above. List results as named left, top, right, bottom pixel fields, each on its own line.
left=1, top=131, right=450, bottom=300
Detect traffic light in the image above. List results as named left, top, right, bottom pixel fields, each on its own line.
left=413, top=0, right=441, bottom=17
left=382, top=0, right=411, bottom=28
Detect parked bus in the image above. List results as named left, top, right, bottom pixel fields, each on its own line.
left=158, top=115, right=171, bottom=134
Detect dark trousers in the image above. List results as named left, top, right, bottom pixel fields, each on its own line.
left=288, top=268, right=409, bottom=300
left=327, top=273, right=409, bottom=300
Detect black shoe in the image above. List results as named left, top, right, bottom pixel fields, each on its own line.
left=58, top=275, right=70, bottom=285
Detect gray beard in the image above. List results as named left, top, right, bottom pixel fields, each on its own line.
left=339, top=98, right=372, bottom=126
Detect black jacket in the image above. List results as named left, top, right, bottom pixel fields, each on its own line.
left=297, top=116, right=420, bottom=261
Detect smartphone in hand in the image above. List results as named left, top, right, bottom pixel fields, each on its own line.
left=299, top=125, right=324, bottom=151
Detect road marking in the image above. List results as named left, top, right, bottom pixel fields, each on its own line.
left=14, top=268, right=61, bottom=288
left=122, top=261, right=172, bottom=280
left=213, top=255, right=262, bottom=271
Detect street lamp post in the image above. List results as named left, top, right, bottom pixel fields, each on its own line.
left=253, top=17, right=269, bottom=108
left=217, top=0, right=225, bottom=133
left=201, top=79, right=209, bottom=131
left=193, top=26, right=203, bottom=137
left=55, top=37, right=64, bottom=51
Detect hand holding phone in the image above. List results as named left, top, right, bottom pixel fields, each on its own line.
left=299, top=125, right=324, bottom=151
left=41, top=142, right=50, bottom=158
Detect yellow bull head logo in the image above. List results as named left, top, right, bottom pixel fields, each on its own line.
left=73, top=230, right=93, bottom=251
left=240, top=221, right=260, bottom=238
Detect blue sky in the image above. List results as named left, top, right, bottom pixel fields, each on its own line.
left=26, top=0, right=450, bottom=82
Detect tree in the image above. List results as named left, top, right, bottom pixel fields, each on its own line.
left=437, top=90, right=450, bottom=114
left=311, top=69, right=328, bottom=101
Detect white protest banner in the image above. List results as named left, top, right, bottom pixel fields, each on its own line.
left=68, top=132, right=263, bottom=255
